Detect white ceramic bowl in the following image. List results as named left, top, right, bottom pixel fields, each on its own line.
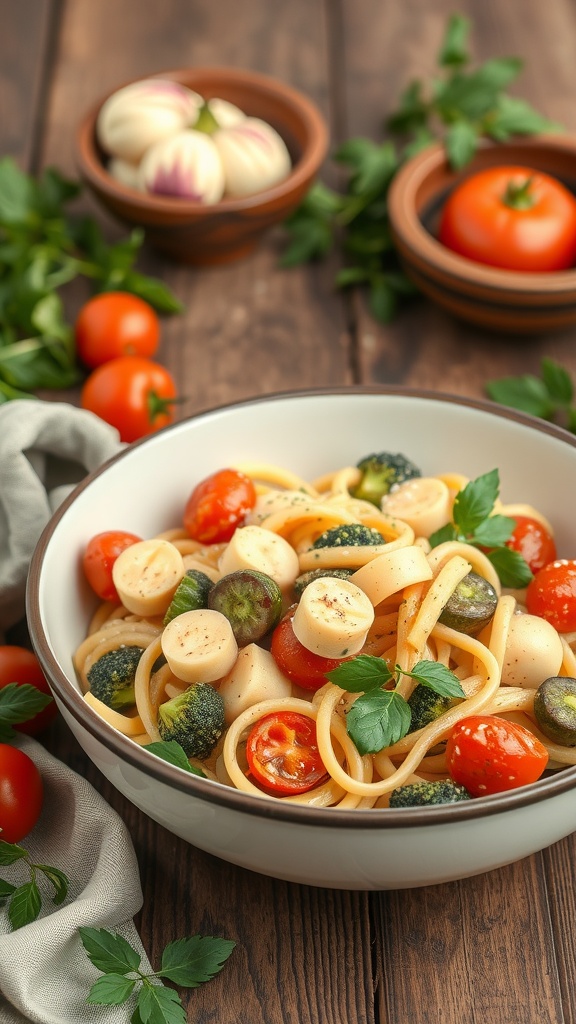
left=27, top=388, right=576, bottom=890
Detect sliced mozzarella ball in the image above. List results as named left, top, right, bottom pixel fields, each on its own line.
left=501, top=612, right=564, bottom=688
left=218, top=644, right=292, bottom=723
left=161, top=608, right=238, bottom=684
left=292, top=577, right=375, bottom=659
left=351, top=546, right=433, bottom=607
left=112, top=539, right=185, bottom=616
left=381, top=477, right=451, bottom=537
left=218, top=525, right=299, bottom=592
left=246, top=489, right=318, bottom=526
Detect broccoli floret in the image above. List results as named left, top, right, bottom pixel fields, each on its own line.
left=312, top=524, right=384, bottom=549
left=86, top=646, right=143, bottom=710
left=408, top=683, right=458, bottom=733
left=157, top=681, right=225, bottom=759
left=389, top=780, right=471, bottom=807
left=352, top=452, right=421, bottom=506
left=294, top=567, right=355, bottom=597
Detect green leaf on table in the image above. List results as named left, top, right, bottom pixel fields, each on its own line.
left=326, top=654, right=393, bottom=693
left=487, top=547, right=534, bottom=589
left=346, top=688, right=411, bottom=754
left=86, top=974, right=137, bottom=1006
left=137, top=983, right=186, bottom=1024
left=334, top=139, right=398, bottom=196
left=79, top=927, right=142, bottom=975
left=0, top=158, right=34, bottom=224
left=145, top=740, right=206, bottom=777
left=159, top=935, right=236, bottom=987
left=541, top=357, right=574, bottom=405
left=119, top=270, right=184, bottom=315
left=8, top=881, right=42, bottom=929
left=31, top=292, right=72, bottom=345
left=485, top=373, right=555, bottom=419
left=369, top=277, right=397, bottom=323
left=403, top=660, right=466, bottom=699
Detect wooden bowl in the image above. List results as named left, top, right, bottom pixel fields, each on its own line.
left=76, top=66, right=328, bottom=265
left=387, top=136, right=576, bottom=333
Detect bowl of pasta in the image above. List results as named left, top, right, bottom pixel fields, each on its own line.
left=27, top=387, right=576, bottom=890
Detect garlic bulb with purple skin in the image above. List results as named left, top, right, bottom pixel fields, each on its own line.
left=213, top=117, right=291, bottom=197
left=97, top=79, right=201, bottom=163
left=137, top=129, right=225, bottom=203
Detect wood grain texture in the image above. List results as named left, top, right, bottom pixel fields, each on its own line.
left=6, top=0, right=576, bottom=1021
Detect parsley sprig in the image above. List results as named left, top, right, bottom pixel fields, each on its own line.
left=0, top=682, right=53, bottom=742
left=281, top=13, right=559, bottom=323
left=429, top=468, right=533, bottom=588
left=0, top=157, right=182, bottom=403
left=326, top=654, right=465, bottom=754
left=486, top=358, right=576, bottom=434
left=80, top=926, right=235, bottom=1024
left=0, top=839, right=69, bottom=929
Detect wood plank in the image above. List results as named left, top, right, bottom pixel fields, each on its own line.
left=0, top=0, right=57, bottom=169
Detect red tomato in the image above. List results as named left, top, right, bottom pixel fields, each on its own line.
left=83, top=530, right=142, bottom=602
left=439, top=166, right=576, bottom=272
left=81, top=356, right=178, bottom=442
left=271, top=615, right=351, bottom=691
left=506, top=516, right=557, bottom=575
left=0, top=744, right=43, bottom=843
left=183, top=468, right=257, bottom=544
left=75, top=291, right=160, bottom=369
left=0, top=646, right=57, bottom=736
left=526, top=559, right=576, bottom=633
left=246, top=711, right=328, bottom=795
left=446, top=715, right=548, bottom=797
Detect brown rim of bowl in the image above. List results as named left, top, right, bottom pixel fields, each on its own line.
left=76, top=65, right=329, bottom=215
left=26, top=385, right=576, bottom=831
left=388, top=136, right=576, bottom=295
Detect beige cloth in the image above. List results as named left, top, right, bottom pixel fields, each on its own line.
left=0, top=400, right=123, bottom=637
left=0, top=736, right=152, bottom=1023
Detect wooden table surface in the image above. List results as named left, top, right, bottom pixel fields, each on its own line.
left=5, top=1, right=576, bottom=1021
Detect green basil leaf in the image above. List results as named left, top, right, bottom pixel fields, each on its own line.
left=145, top=741, right=206, bottom=777
left=31, top=292, right=72, bottom=345
left=86, top=974, right=136, bottom=1006
left=8, top=880, right=42, bottom=929
left=280, top=218, right=334, bottom=266
left=404, top=660, right=465, bottom=699
left=541, top=357, right=574, bottom=406
left=335, top=139, right=398, bottom=196
left=471, top=514, right=516, bottom=547
left=428, top=523, right=457, bottom=548
left=0, top=878, right=16, bottom=900
left=487, top=548, right=533, bottom=589
left=0, top=682, right=52, bottom=725
left=438, top=13, right=470, bottom=68
left=159, top=935, right=235, bottom=987
left=485, top=374, right=555, bottom=418
left=79, top=927, right=142, bottom=975
left=117, top=270, right=184, bottom=314
left=346, top=689, right=411, bottom=754
left=326, top=654, right=393, bottom=693
left=0, top=841, right=28, bottom=865
left=486, top=94, right=563, bottom=140
left=445, top=120, right=479, bottom=170
left=452, top=469, right=499, bottom=535
left=137, top=982, right=187, bottom=1024
left=37, top=864, right=70, bottom=905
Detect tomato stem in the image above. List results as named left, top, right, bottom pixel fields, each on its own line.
left=147, top=389, right=183, bottom=424
left=502, top=176, right=536, bottom=210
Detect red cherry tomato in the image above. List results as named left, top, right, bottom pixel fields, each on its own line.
left=183, top=468, right=257, bottom=544
left=83, top=530, right=142, bottom=602
left=0, top=743, right=43, bottom=843
left=81, top=356, right=178, bottom=442
left=75, top=291, right=160, bottom=369
left=0, top=646, right=57, bottom=736
left=439, top=166, right=576, bottom=272
left=446, top=715, right=548, bottom=797
left=246, top=711, right=328, bottom=795
left=270, top=615, right=352, bottom=692
left=526, top=559, right=576, bottom=633
left=506, top=516, right=557, bottom=575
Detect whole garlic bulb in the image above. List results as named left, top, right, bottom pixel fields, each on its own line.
left=213, top=117, right=291, bottom=197
left=97, top=79, right=201, bottom=163
left=137, top=129, right=225, bottom=203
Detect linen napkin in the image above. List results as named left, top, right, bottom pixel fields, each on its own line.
left=0, top=400, right=124, bottom=638
left=0, top=736, right=153, bottom=1024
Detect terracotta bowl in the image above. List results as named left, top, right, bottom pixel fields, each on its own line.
left=387, top=135, right=576, bottom=333
left=75, top=66, right=328, bottom=265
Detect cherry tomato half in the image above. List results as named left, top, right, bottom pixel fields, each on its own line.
left=271, top=615, right=352, bottom=692
left=75, top=291, right=160, bottom=369
left=81, top=356, right=178, bottom=442
left=83, top=530, right=142, bottom=602
left=439, top=166, right=576, bottom=272
left=0, top=743, right=43, bottom=843
left=0, top=646, right=57, bottom=736
left=446, top=715, right=548, bottom=797
left=526, top=559, right=576, bottom=633
left=183, top=468, right=257, bottom=544
left=246, top=711, right=328, bottom=795
left=506, top=516, right=557, bottom=575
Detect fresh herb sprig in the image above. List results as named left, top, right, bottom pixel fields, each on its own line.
left=0, top=682, right=53, bottom=742
left=429, top=468, right=533, bottom=588
left=0, top=157, right=182, bottom=403
left=281, top=13, right=559, bottom=323
left=0, top=839, right=69, bottom=929
left=326, top=654, right=465, bottom=754
left=80, top=926, right=235, bottom=1024
left=486, top=357, right=576, bottom=433
left=145, top=739, right=206, bottom=777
